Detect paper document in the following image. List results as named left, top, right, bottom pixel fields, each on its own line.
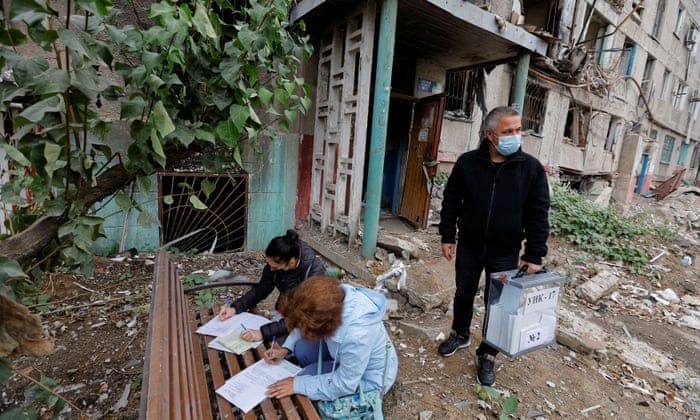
left=216, top=359, right=301, bottom=413
left=216, top=330, right=259, bottom=354
left=196, top=311, right=270, bottom=337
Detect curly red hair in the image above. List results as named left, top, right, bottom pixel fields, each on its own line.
left=279, top=275, right=344, bottom=339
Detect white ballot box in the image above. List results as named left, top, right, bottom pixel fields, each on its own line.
left=483, top=268, right=564, bottom=358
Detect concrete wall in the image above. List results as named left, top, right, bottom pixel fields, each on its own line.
left=612, top=133, right=646, bottom=203
left=243, top=134, right=298, bottom=250
left=93, top=122, right=160, bottom=255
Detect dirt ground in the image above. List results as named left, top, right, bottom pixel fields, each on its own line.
left=2, top=194, right=700, bottom=419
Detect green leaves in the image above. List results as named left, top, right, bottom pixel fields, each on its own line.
left=550, top=180, right=656, bottom=270
left=0, top=0, right=313, bottom=303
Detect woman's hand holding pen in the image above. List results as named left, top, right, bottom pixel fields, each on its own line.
left=218, top=293, right=237, bottom=320
left=264, top=339, right=288, bottom=365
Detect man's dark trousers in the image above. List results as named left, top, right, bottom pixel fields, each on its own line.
left=451, top=244, right=519, bottom=356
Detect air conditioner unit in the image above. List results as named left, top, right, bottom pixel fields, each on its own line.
left=685, top=27, right=698, bottom=46
left=690, top=89, right=700, bottom=102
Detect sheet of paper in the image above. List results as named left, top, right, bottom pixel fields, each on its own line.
left=215, top=359, right=301, bottom=413
left=196, top=311, right=270, bottom=336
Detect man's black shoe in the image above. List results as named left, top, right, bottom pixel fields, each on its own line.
left=438, top=332, right=471, bottom=357
left=476, top=353, right=496, bottom=386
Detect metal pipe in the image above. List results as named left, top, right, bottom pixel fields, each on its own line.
left=511, top=51, right=531, bottom=112
left=362, top=0, right=398, bottom=258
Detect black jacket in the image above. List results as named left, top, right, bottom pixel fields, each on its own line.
left=439, top=140, right=550, bottom=264
left=231, top=241, right=326, bottom=340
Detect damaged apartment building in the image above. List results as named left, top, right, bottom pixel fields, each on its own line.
left=288, top=0, right=700, bottom=255
left=4, top=0, right=697, bottom=256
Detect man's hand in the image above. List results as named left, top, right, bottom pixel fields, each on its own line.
left=240, top=329, right=263, bottom=342
left=266, top=377, right=294, bottom=398
left=441, top=243, right=456, bottom=261
left=518, top=260, right=542, bottom=274
left=218, top=306, right=236, bottom=320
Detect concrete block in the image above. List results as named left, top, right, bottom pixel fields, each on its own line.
left=397, top=320, right=444, bottom=342
left=556, top=329, right=605, bottom=354
left=575, top=270, right=619, bottom=304
left=385, top=260, right=455, bottom=311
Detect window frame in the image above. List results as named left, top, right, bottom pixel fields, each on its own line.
left=660, top=135, right=675, bottom=164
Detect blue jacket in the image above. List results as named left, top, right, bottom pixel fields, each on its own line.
left=285, top=284, right=398, bottom=401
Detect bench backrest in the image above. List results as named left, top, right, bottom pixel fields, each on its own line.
left=140, top=250, right=213, bottom=419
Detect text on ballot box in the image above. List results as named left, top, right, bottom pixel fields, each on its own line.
left=483, top=268, right=564, bottom=358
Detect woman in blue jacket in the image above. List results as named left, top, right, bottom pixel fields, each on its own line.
left=265, top=275, right=398, bottom=406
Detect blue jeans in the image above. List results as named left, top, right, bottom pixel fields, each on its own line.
left=294, top=338, right=334, bottom=376
left=452, top=245, right=519, bottom=356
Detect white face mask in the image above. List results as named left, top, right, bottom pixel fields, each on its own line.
left=494, top=134, right=521, bottom=156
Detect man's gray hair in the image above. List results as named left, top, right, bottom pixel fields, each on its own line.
left=484, top=106, right=520, bottom=132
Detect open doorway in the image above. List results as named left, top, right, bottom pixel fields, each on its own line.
left=381, top=97, right=414, bottom=214
left=375, top=94, right=445, bottom=228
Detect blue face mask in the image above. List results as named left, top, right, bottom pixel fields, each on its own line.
left=494, top=134, right=521, bottom=156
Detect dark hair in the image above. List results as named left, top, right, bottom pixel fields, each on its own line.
left=265, top=229, right=301, bottom=264
left=278, top=275, right=344, bottom=339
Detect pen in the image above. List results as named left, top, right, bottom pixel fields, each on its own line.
left=225, top=293, right=231, bottom=307
left=240, top=323, right=247, bottom=330
left=268, top=336, right=276, bottom=358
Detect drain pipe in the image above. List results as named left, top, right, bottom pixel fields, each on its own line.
left=510, top=51, right=531, bottom=112
left=362, top=0, right=397, bottom=258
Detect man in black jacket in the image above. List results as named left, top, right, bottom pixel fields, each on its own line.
left=437, top=106, right=550, bottom=386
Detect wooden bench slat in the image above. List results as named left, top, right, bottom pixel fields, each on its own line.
left=169, top=263, right=184, bottom=417
left=172, top=266, right=205, bottom=419
left=199, top=308, right=237, bottom=420
left=188, top=310, right=214, bottom=418
left=144, top=253, right=172, bottom=420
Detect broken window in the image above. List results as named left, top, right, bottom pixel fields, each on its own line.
left=618, top=39, right=635, bottom=76
left=674, top=7, right=686, bottom=37
left=677, top=142, right=690, bottom=165
left=444, top=68, right=481, bottom=120
left=521, top=0, right=560, bottom=36
left=583, top=13, right=614, bottom=69
left=564, top=107, right=589, bottom=147
left=522, top=77, right=547, bottom=135
left=604, top=119, right=621, bottom=152
left=672, top=83, right=688, bottom=110
left=652, top=0, right=665, bottom=38
left=638, top=56, right=655, bottom=107
left=660, top=135, right=675, bottom=163
left=660, top=69, right=670, bottom=98
left=690, top=145, right=699, bottom=168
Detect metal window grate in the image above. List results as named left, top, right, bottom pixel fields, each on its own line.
left=444, top=68, right=479, bottom=118
left=159, top=173, right=247, bottom=253
left=522, top=78, right=547, bottom=135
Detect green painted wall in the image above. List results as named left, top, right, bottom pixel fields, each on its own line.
left=93, top=175, right=161, bottom=255
left=244, top=134, right=299, bottom=250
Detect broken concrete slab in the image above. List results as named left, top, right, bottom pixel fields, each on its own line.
left=302, top=235, right=375, bottom=283
left=575, top=271, right=620, bottom=304
left=384, top=260, right=455, bottom=311
left=556, top=328, right=606, bottom=355
left=377, top=232, right=431, bottom=260
left=397, top=320, right=444, bottom=342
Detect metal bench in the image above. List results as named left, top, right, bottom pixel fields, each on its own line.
left=140, top=250, right=320, bottom=419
